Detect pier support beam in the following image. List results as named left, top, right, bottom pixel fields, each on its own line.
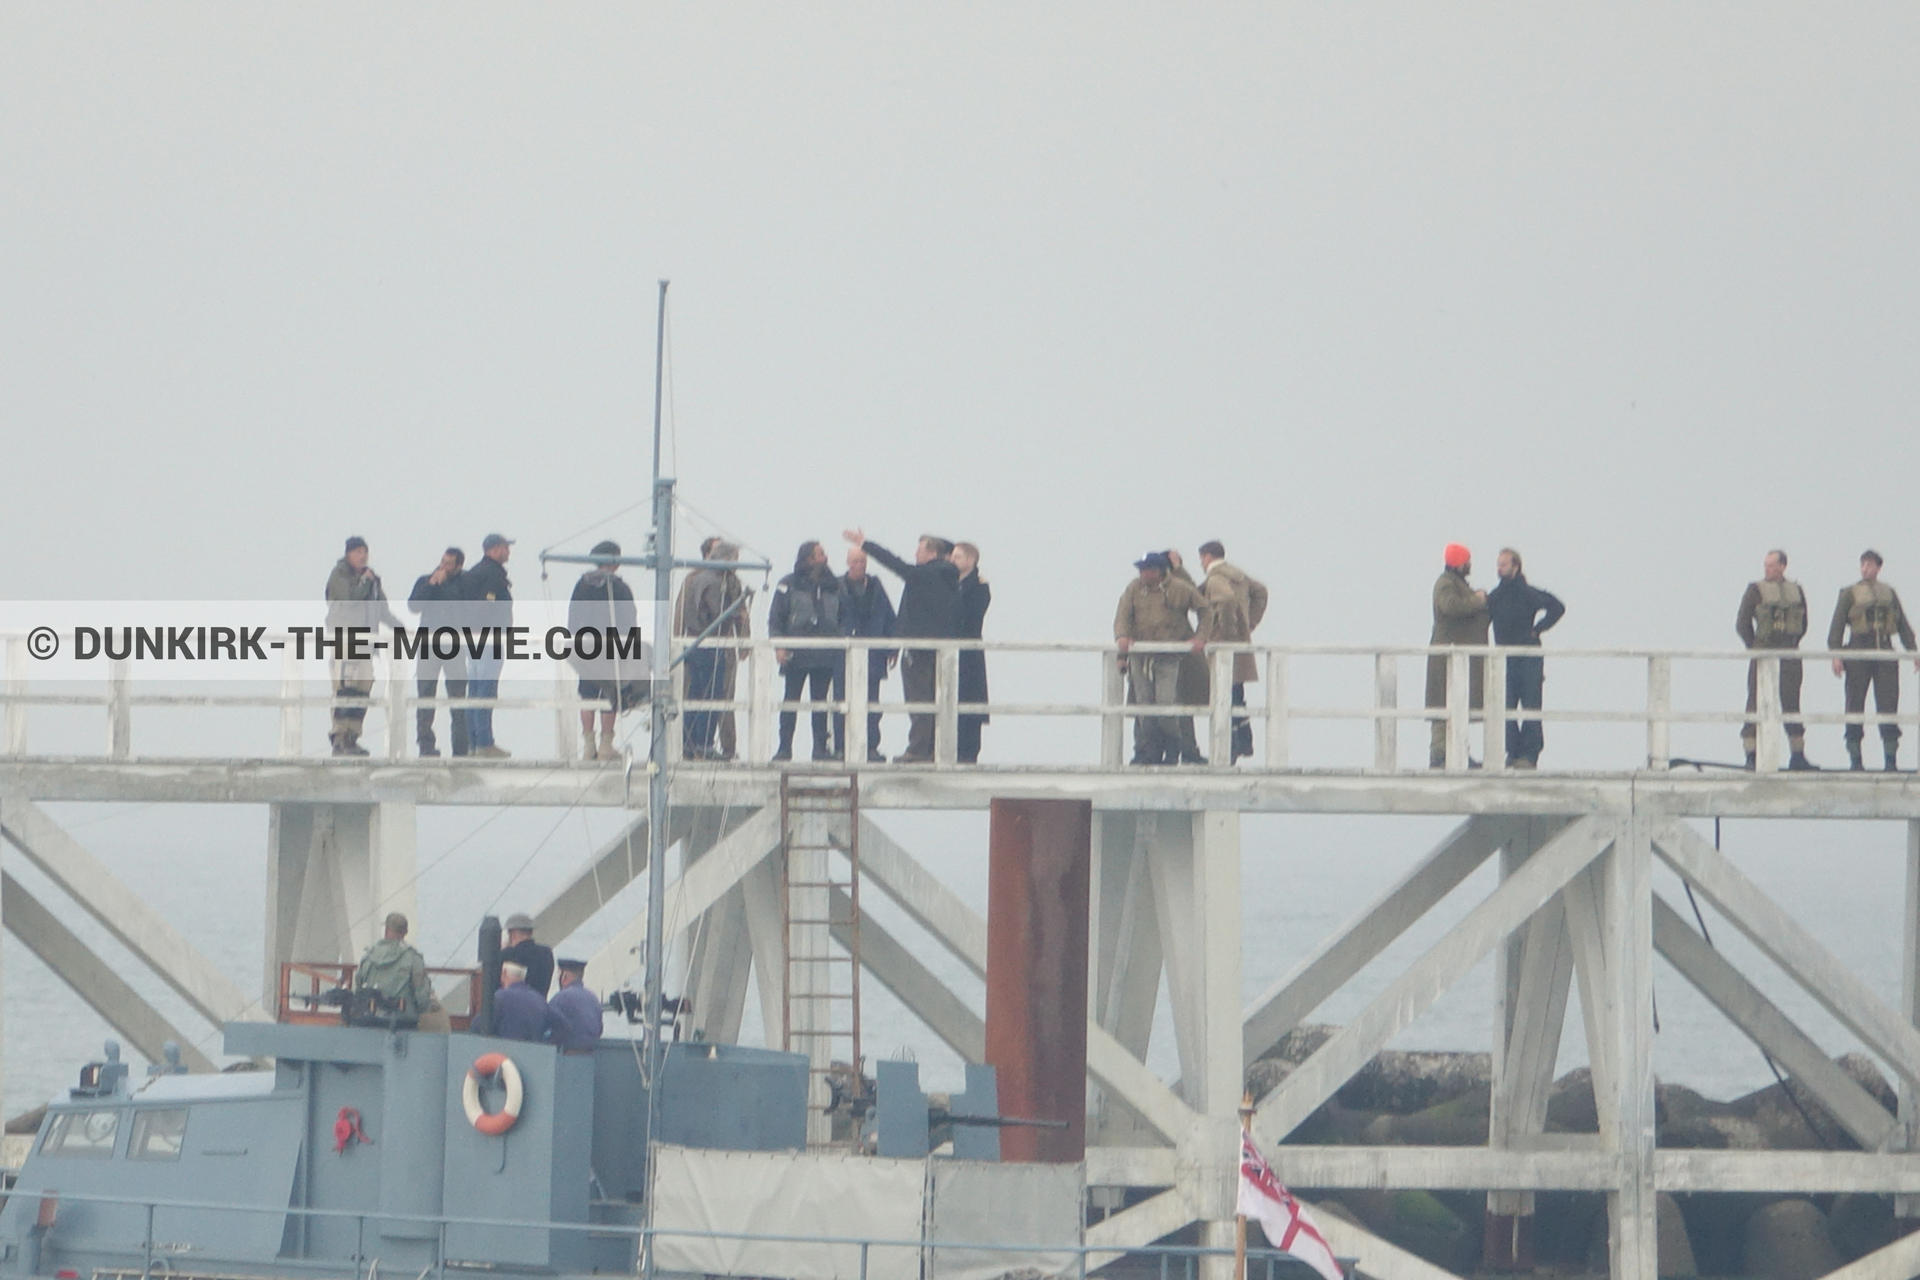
left=1090, top=812, right=1165, bottom=1146
left=264, top=801, right=417, bottom=1001
left=3, top=871, right=213, bottom=1069
left=1486, top=818, right=1574, bottom=1268
left=1902, top=818, right=1920, bottom=1225
left=1605, top=817, right=1658, bottom=1280
left=985, top=798, right=1092, bottom=1163
left=2, top=799, right=258, bottom=1031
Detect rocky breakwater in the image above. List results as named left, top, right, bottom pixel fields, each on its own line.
left=1246, top=1025, right=1905, bottom=1279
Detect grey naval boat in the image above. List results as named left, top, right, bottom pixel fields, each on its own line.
left=0, top=1018, right=810, bottom=1279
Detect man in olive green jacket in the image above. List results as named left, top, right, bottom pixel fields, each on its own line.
left=1735, top=548, right=1814, bottom=771
left=1427, top=543, right=1489, bottom=768
left=1828, top=550, right=1919, bottom=772
left=1115, top=553, right=1207, bottom=765
left=353, top=911, right=432, bottom=1021
left=1196, top=541, right=1269, bottom=763
left=324, top=536, right=401, bottom=757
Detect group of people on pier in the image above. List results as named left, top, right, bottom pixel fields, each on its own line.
left=324, top=531, right=1919, bottom=774
left=1426, top=545, right=1917, bottom=773
left=676, top=530, right=992, bottom=766
left=324, top=532, right=638, bottom=762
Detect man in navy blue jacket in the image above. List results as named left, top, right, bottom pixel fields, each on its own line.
left=1486, top=548, right=1566, bottom=769
left=549, top=958, right=604, bottom=1049
left=838, top=546, right=897, bottom=762
left=842, top=529, right=958, bottom=763
left=492, top=961, right=566, bottom=1043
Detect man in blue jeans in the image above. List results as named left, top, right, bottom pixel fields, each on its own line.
left=1486, top=547, right=1565, bottom=770
left=463, top=533, right=514, bottom=758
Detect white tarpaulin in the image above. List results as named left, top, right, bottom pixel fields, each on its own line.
left=651, top=1145, right=927, bottom=1280
left=927, top=1160, right=1084, bottom=1280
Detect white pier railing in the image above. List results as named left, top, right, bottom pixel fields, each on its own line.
left=2, top=631, right=1916, bottom=772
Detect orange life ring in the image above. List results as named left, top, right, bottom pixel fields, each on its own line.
left=462, top=1052, right=523, bottom=1135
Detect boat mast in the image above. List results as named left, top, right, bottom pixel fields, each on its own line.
left=644, top=278, right=672, bottom=1108
left=642, top=280, right=672, bottom=1280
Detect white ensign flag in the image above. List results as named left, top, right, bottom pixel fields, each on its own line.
left=1237, top=1133, right=1345, bottom=1280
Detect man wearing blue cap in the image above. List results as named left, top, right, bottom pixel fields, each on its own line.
left=463, top=533, right=514, bottom=758
left=550, top=958, right=604, bottom=1048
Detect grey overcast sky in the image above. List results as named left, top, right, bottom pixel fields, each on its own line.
left=4, top=4, right=1918, bottom=645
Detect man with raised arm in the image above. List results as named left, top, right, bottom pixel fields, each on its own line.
left=1195, top=540, right=1269, bottom=764
left=842, top=529, right=959, bottom=763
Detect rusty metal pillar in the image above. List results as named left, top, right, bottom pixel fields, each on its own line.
left=985, top=797, right=1091, bottom=1163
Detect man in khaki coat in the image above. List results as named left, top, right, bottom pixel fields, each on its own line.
left=1427, top=543, right=1488, bottom=768
left=1166, top=551, right=1210, bottom=756
left=1828, top=549, right=1919, bottom=772
left=1115, top=552, right=1207, bottom=765
left=1196, top=540, right=1269, bottom=763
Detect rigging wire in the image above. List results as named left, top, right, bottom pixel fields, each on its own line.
left=535, top=494, right=655, bottom=568
left=1669, top=785, right=1837, bottom=1149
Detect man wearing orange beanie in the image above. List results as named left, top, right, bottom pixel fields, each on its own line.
left=1427, top=544, right=1489, bottom=768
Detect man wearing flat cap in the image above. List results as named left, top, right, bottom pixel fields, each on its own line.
left=354, top=911, right=432, bottom=1019
left=498, top=912, right=554, bottom=996
left=550, top=958, right=604, bottom=1048
left=1114, top=552, right=1208, bottom=766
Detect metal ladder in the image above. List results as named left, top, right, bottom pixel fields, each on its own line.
left=778, top=771, right=863, bottom=1146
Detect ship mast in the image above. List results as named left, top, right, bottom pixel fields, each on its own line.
left=643, top=279, right=673, bottom=1147
left=540, top=283, right=768, bottom=1278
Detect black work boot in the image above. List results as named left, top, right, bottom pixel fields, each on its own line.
left=1744, top=749, right=1757, bottom=771
left=1848, top=742, right=1865, bottom=772
left=1788, top=751, right=1817, bottom=771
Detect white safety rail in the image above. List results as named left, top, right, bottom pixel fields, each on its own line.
left=4, top=631, right=1919, bottom=773
left=0, top=632, right=609, bottom=763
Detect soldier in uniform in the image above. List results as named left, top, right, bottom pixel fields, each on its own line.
left=1736, top=549, right=1815, bottom=771
left=1427, top=543, right=1489, bottom=768
left=1828, top=550, right=1919, bottom=772
left=1195, top=541, right=1270, bottom=763
left=1114, top=552, right=1208, bottom=765
left=550, top=958, right=604, bottom=1048
left=324, top=537, right=401, bottom=757
left=353, top=912, right=432, bottom=1020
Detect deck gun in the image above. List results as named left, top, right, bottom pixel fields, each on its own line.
left=870, top=1061, right=1066, bottom=1160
